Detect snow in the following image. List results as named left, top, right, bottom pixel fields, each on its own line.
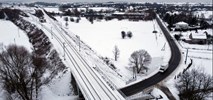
left=88, top=7, right=115, bottom=11
left=164, top=46, right=213, bottom=99
left=55, top=16, right=171, bottom=88
left=65, top=18, right=166, bottom=64
left=40, top=71, right=78, bottom=100
left=175, top=21, right=188, bottom=25
left=69, top=7, right=115, bottom=12
left=126, top=87, right=170, bottom=100
left=190, top=57, right=212, bottom=74
left=0, top=13, right=77, bottom=100
left=25, top=9, right=167, bottom=98
left=14, top=6, right=36, bottom=14
left=164, top=78, right=180, bottom=100
left=113, top=11, right=125, bottom=15
left=179, top=29, right=212, bottom=38
left=1, top=6, right=211, bottom=99
left=151, top=88, right=169, bottom=100
left=0, top=19, right=32, bottom=51
left=193, top=11, right=213, bottom=19
left=44, top=7, right=62, bottom=14
left=155, top=13, right=212, bottom=100
left=22, top=14, right=84, bottom=99
left=191, top=32, right=207, bottom=39
left=25, top=10, right=125, bottom=99
left=163, top=27, right=212, bottom=100
left=172, top=29, right=212, bottom=75
left=40, top=86, right=77, bottom=100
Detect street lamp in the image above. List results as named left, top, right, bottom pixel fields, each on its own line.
left=18, top=27, right=20, bottom=37
left=185, top=48, right=189, bottom=64
left=51, top=26, right=53, bottom=39
left=63, top=42, right=66, bottom=60
left=76, top=36, right=80, bottom=52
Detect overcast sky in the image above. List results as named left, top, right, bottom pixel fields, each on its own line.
left=0, top=0, right=212, bottom=4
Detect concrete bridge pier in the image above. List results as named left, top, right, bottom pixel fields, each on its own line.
left=71, top=73, right=85, bottom=100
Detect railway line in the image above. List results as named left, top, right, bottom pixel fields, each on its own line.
left=40, top=9, right=124, bottom=100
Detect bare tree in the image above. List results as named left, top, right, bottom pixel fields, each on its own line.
left=0, top=45, right=33, bottom=100
left=0, top=45, right=48, bottom=100
left=176, top=68, right=213, bottom=100
left=31, top=52, right=47, bottom=100
left=121, top=31, right=126, bottom=39
left=64, top=16, right=68, bottom=21
left=113, top=45, right=120, bottom=61
left=129, top=50, right=151, bottom=74
left=127, top=31, right=133, bottom=38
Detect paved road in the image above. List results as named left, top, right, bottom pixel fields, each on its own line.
left=120, top=15, right=181, bottom=96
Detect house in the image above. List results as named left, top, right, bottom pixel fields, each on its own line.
left=175, top=21, right=189, bottom=30
left=112, top=11, right=145, bottom=20
left=188, top=32, right=207, bottom=44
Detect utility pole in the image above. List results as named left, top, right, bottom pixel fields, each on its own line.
left=79, top=37, right=80, bottom=52
left=153, top=20, right=156, bottom=32
left=51, top=27, right=53, bottom=39
left=63, top=42, right=66, bottom=60
left=76, top=36, right=80, bottom=52
left=133, top=67, right=135, bottom=79
left=133, top=66, right=136, bottom=79
left=14, top=38, right=16, bottom=44
left=60, top=22, right=62, bottom=32
left=18, top=27, right=20, bottom=37
left=161, top=43, right=166, bottom=51
left=185, top=48, right=189, bottom=64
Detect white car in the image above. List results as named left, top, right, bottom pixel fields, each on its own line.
left=159, top=62, right=169, bottom=73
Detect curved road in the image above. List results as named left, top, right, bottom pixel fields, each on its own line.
left=120, top=15, right=181, bottom=96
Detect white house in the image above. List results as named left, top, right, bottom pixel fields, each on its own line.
left=189, top=32, right=207, bottom=44
left=175, top=21, right=189, bottom=29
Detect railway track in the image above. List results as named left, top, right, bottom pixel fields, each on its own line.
left=40, top=9, right=124, bottom=100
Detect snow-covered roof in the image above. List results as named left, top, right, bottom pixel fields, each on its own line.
left=191, top=33, right=207, bottom=39
left=44, top=7, right=62, bottom=13
left=113, top=11, right=125, bottom=15
left=113, top=12, right=145, bottom=16
left=89, top=7, right=115, bottom=11
left=166, top=11, right=180, bottom=15
left=175, top=21, right=188, bottom=25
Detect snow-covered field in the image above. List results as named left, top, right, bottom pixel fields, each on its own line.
left=39, top=71, right=78, bottom=100
left=0, top=20, right=32, bottom=51
left=55, top=16, right=171, bottom=87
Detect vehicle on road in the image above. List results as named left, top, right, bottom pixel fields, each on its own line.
left=159, top=62, right=169, bottom=73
